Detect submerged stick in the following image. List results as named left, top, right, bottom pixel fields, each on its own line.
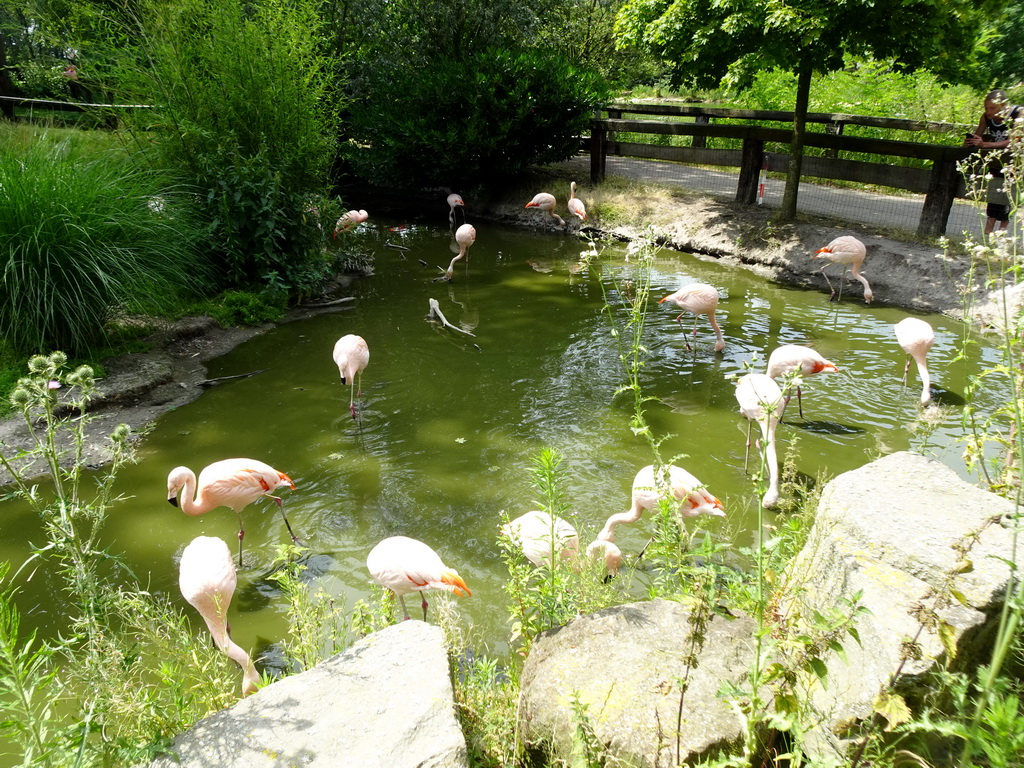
left=427, top=298, right=476, bottom=337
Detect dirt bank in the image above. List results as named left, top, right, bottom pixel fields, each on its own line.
left=1, top=167, right=1005, bottom=481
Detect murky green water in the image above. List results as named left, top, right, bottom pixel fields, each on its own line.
left=1, top=215, right=1008, bottom=671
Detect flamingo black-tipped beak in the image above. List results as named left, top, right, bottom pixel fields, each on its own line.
left=168, top=496, right=180, bottom=508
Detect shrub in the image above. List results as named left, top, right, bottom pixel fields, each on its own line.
left=345, top=47, right=610, bottom=189
left=0, top=130, right=207, bottom=356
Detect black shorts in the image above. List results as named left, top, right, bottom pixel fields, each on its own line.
left=987, top=202, right=1010, bottom=222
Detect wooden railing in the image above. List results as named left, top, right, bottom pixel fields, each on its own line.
left=589, top=103, right=981, bottom=237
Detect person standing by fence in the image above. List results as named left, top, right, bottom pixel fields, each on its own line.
left=965, top=89, right=1021, bottom=235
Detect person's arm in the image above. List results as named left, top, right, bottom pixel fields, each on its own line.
left=965, top=114, right=987, bottom=146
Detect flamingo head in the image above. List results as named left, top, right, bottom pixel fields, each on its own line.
left=441, top=569, right=472, bottom=598
left=586, top=539, right=622, bottom=577
left=166, top=466, right=190, bottom=507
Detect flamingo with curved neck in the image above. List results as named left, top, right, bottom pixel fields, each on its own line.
left=735, top=372, right=785, bottom=508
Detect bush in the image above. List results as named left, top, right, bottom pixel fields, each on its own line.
left=345, top=47, right=610, bottom=189
left=0, top=129, right=208, bottom=356
left=114, top=0, right=340, bottom=294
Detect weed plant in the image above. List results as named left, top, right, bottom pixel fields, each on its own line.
left=0, top=126, right=207, bottom=357
left=0, top=353, right=243, bottom=765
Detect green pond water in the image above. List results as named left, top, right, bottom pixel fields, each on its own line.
left=1, top=215, right=1008, bottom=674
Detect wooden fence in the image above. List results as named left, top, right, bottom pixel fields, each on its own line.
left=588, top=103, right=983, bottom=238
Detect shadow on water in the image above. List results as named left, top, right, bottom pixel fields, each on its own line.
left=789, top=419, right=867, bottom=436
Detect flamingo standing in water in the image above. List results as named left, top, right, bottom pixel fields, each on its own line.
left=366, top=536, right=471, bottom=622
left=567, top=181, right=587, bottom=222
left=813, top=235, right=873, bottom=304
left=178, top=536, right=260, bottom=696
left=766, top=344, right=839, bottom=419
left=446, top=223, right=476, bottom=280
left=525, top=192, right=565, bottom=226
left=333, top=209, right=368, bottom=237
left=500, top=510, right=580, bottom=568
left=333, top=334, right=370, bottom=418
left=735, top=373, right=785, bottom=508
left=447, top=193, right=465, bottom=225
left=597, top=464, right=724, bottom=544
left=894, top=317, right=935, bottom=405
left=167, top=458, right=297, bottom=566
left=659, top=283, right=726, bottom=352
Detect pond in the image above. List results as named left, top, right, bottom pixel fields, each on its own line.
left=1, top=214, right=1008, bottom=672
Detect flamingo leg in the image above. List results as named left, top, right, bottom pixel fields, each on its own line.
left=397, top=593, right=411, bottom=621
left=234, top=511, right=246, bottom=567
left=797, top=386, right=804, bottom=419
left=273, top=496, right=299, bottom=543
left=743, top=419, right=752, bottom=472
left=902, top=355, right=911, bottom=385
left=820, top=265, right=837, bottom=300
left=420, top=591, right=429, bottom=621
left=349, top=380, right=358, bottom=419
left=837, top=269, right=847, bottom=302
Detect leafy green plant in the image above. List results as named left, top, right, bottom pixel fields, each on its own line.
left=204, top=290, right=287, bottom=328
left=345, top=46, right=609, bottom=189
left=0, top=128, right=207, bottom=356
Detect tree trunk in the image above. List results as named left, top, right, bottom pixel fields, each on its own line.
left=778, top=63, right=813, bottom=221
left=0, top=38, right=17, bottom=119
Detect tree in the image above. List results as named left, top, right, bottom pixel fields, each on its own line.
left=984, top=1, right=1024, bottom=86
left=614, top=0, right=1002, bottom=220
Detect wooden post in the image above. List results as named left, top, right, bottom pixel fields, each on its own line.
left=918, top=152, right=960, bottom=238
left=590, top=120, right=607, bottom=184
left=692, top=114, right=709, bottom=149
left=736, top=136, right=765, bottom=204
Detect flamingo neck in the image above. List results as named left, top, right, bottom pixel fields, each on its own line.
left=916, top=359, right=931, bottom=404
left=178, top=471, right=216, bottom=517
left=598, top=501, right=644, bottom=542
left=761, top=422, right=780, bottom=508
left=224, top=639, right=259, bottom=696
left=707, top=312, right=725, bottom=351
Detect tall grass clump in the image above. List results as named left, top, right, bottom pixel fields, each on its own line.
left=0, top=127, right=207, bottom=357
left=0, top=353, right=245, bottom=765
left=111, top=0, right=340, bottom=293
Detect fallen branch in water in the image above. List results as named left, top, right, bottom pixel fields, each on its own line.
left=198, top=370, right=265, bottom=388
left=427, top=298, right=476, bottom=337
left=298, top=297, right=356, bottom=308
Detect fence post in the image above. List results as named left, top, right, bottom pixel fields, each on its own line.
left=692, top=114, right=709, bottom=149
left=590, top=119, right=607, bottom=184
left=736, top=135, right=765, bottom=204
left=917, top=151, right=960, bottom=238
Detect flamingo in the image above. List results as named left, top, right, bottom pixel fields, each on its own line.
left=167, top=458, right=297, bottom=566
left=445, top=223, right=476, bottom=280
left=735, top=373, right=785, bottom=508
left=894, top=317, right=935, bottom=405
left=500, top=510, right=580, bottom=568
left=766, top=344, right=839, bottom=419
left=178, top=536, right=260, bottom=696
left=585, top=539, right=623, bottom=579
left=658, top=283, right=726, bottom=352
left=366, top=536, right=471, bottom=622
left=813, top=235, right=873, bottom=304
left=597, top=464, right=724, bottom=543
left=333, top=209, right=368, bottom=237
left=447, top=193, right=465, bottom=225
left=332, top=334, right=370, bottom=418
left=524, top=192, right=565, bottom=226
left=567, top=181, right=587, bottom=222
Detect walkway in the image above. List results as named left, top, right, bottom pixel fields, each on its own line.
left=557, top=155, right=989, bottom=242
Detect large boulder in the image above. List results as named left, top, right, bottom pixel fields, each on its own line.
left=149, top=620, right=467, bottom=768
left=783, top=451, right=1019, bottom=760
left=518, top=598, right=758, bottom=767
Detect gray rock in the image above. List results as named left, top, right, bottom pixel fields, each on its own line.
left=149, top=620, right=467, bottom=768
left=518, top=598, right=757, bottom=767
left=784, top=451, right=1019, bottom=760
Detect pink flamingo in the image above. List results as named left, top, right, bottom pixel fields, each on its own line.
left=766, top=344, right=839, bottom=419
left=178, top=536, right=260, bottom=696
left=658, top=283, right=725, bottom=352
left=584, top=539, right=623, bottom=578
left=333, top=334, right=370, bottom=418
left=894, top=317, right=935, bottom=405
left=525, top=192, right=565, bottom=226
left=366, top=536, right=471, bottom=622
left=567, top=181, right=587, bottom=222
left=813, top=235, right=873, bottom=304
left=333, top=209, right=368, bottom=237
left=446, top=223, right=476, bottom=280
left=597, top=464, right=724, bottom=543
left=167, top=458, right=297, bottom=566
left=735, top=373, right=785, bottom=508
left=500, top=510, right=580, bottom=568
left=447, top=193, right=465, bottom=225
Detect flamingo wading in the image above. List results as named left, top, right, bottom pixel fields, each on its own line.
left=567, top=181, right=587, bottom=222
left=167, top=458, right=297, bottom=566
left=597, top=464, right=724, bottom=544
left=333, top=334, right=370, bottom=418
left=659, top=283, right=725, bottom=352
left=333, top=209, right=368, bottom=237
left=446, top=223, right=477, bottom=280
left=735, top=373, right=785, bottom=508
left=894, top=317, right=935, bottom=405
left=500, top=510, right=580, bottom=568
left=813, top=235, right=873, bottom=304
left=366, top=536, right=471, bottom=622
left=766, top=344, right=839, bottom=419
left=525, top=192, right=565, bottom=226
left=178, top=535, right=260, bottom=696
